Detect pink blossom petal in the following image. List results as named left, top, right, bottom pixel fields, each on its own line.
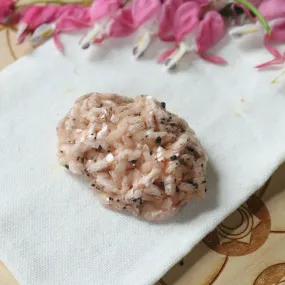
left=54, top=19, right=90, bottom=53
left=158, top=0, right=182, bottom=42
left=132, top=0, right=161, bottom=26
left=53, top=10, right=92, bottom=52
left=0, top=0, right=15, bottom=24
left=196, top=11, right=225, bottom=52
left=37, top=5, right=59, bottom=24
left=198, top=52, right=227, bottom=64
left=89, top=0, right=121, bottom=21
left=53, top=29, right=63, bottom=52
left=264, top=34, right=282, bottom=58
left=21, top=5, right=58, bottom=29
left=56, top=4, right=82, bottom=16
left=161, top=35, right=176, bottom=42
left=109, top=7, right=136, bottom=37
left=250, top=0, right=264, bottom=7
left=58, top=6, right=91, bottom=23
left=269, top=19, right=285, bottom=42
left=259, top=0, right=285, bottom=20
left=262, top=20, right=285, bottom=62
left=255, top=57, right=284, bottom=68
left=17, top=5, right=59, bottom=42
left=192, top=0, right=210, bottom=7
left=57, top=16, right=91, bottom=31
left=17, top=30, right=29, bottom=44
left=174, top=2, right=201, bottom=42
left=157, top=45, right=177, bottom=63
left=93, top=35, right=107, bottom=43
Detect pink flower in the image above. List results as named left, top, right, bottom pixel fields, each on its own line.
left=17, top=5, right=59, bottom=44
left=108, top=7, right=136, bottom=38
left=86, top=7, right=136, bottom=44
left=130, top=0, right=207, bottom=59
left=89, top=0, right=121, bottom=22
left=131, top=0, right=161, bottom=58
left=229, top=0, right=285, bottom=69
left=158, top=0, right=183, bottom=42
left=174, top=2, right=201, bottom=42
left=0, top=0, right=16, bottom=24
left=249, top=0, right=285, bottom=68
left=259, top=0, right=285, bottom=66
left=259, top=0, right=285, bottom=21
left=196, top=11, right=227, bottom=64
left=250, top=0, right=264, bottom=6
left=30, top=5, right=91, bottom=51
left=159, top=3, right=226, bottom=70
left=230, top=0, right=283, bottom=38
left=259, top=0, right=285, bottom=61
left=79, top=0, right=122, bottom=49
left=132, top=0, right=161, bottom=27
left=158, top=1, right=201, bottom=65
left=158, top=0, right=208, bottom=42
left=194, top=0, right=210, bottom=6
left=53, top=6, right=91, bottom=51
left=256, top=19, right=285, bottom=68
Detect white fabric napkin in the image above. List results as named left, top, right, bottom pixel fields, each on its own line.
left=1, top=34, right=285, bottom=285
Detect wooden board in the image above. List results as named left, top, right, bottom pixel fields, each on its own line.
left=1, top=16, right=285, bottom=285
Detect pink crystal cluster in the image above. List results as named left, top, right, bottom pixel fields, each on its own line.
left=1, top=0, right=284, bottom=71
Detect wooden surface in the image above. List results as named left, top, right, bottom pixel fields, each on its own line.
left=1, top=14, right=285, bottom=285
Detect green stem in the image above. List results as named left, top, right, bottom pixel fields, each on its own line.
left=235, top=0, right=271, bottom=34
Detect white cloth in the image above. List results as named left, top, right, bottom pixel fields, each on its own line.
left=0, top=34, right=285, bottom=285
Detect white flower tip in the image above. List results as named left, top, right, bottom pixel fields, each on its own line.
left=81, top=42, right=91, bottom=50
left=132, top=32, right=152, bottom=59
left=80, top=24, right=104, bottom=49
left=229, top=30, right=243, bottom=38
left=16, top=23, right=27, bottom=43
left=229, top=26, right=246, bottom=38
left=164, top=59, right=177, bottom=72
left=132, top=46, right=144, bottom=59
left=80, top=38, right=91, bottom=49
left=31, top=24, right=55, bottom=45
left=229, top=25, right=259, bottom=38
left=164, top=43, right=193, bottom=72
left=80, top=30, right=97, bottom=49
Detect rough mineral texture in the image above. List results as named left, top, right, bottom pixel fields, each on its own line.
left=57, top=93, right=207, bottom=221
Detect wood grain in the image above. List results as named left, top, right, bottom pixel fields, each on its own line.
left=0, top=263, right=18, bottom=285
